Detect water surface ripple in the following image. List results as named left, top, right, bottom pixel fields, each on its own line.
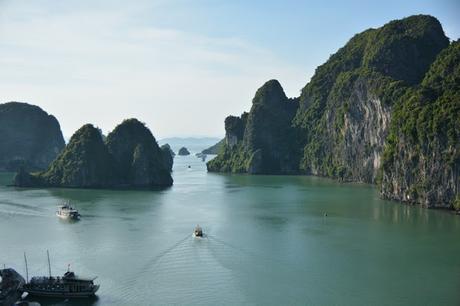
left=0, top=156, right=459, bottom=305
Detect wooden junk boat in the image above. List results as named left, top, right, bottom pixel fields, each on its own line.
left=22, top=251, right=99, bottom=298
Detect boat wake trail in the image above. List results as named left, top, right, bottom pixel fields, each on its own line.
left=119, top=233, right=251, bottom=305
left=117, top=233, right=195, bottom=304
left=141, top=233, right=193, bottom=274
left=0, top=200, right=51, bottom=219
left=147, top=234, right=190, bottom=267
left=207, top=235, right=255, bottom=257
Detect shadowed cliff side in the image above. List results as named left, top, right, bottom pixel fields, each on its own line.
left=0, top=102, right=65, bottom=171
left=381, top=40, right=460, bottom=208
left=207, top=15, right=458, bottom=209
left=161, top=143, right=175, bottom=172
left=207, top=79, right=300, bottom=174
left=14, top=119, right=173, bottom=188
left=293, top=14, right=449, bottom=183
left=106, top=119, right=173, bottom=187
left=14, top=124, right=113, bottom=187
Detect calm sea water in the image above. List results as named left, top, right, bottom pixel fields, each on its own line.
left=1, top=155, right=459, bottom=305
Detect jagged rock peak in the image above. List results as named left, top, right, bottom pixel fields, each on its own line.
left=363, top=14, right=449, bottom=84
left=252, top=79, right=288, bottom=106
left=14, top=118, right=173, bottom=188
left=106, top=118, right=172, bottom=187
left=70, top=123, right=104, bottom=142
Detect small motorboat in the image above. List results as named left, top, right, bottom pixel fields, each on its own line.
left=193, top=225, right=203, bottom=238
left=56, top=202, right=80, bottom=220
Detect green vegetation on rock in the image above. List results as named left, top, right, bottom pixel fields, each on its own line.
left=106, top=119, right=173, bottom=187
left=454, top=196, right=460, bottom=212
left=207, top=80, right=300, bottom=174
left=14, top=119, right=173, bottom=188
left=35, top=124, right=112, bottom=187
left=208, top=15, right=458, bottom=209
left=381, top=40, right=460, bottom=207
left=293, top=14, right=448, bottom=182
left=202, top=139, right=224, bottom=155
left=0, top=102, right=65, bottom=171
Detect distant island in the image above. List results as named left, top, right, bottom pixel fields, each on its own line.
left=158, top=137, right=221, bottom=154
left=208, top=15, right=459, bottom=210
left=201, top=139, right=224, bottom=155
left=0, top=102, right=65, bottom=171
left=178, top=147, right=190, bottom=156
left=14, top=118, right=173, bottom=188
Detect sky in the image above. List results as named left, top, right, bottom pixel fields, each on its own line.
left=0, top=0, right=459, bottom=139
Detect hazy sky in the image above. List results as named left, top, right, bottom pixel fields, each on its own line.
left=1, top=0, right=459, bottom=139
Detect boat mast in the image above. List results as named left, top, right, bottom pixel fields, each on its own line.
left=47, top=250, right=52, bottom=278
left=24, top=252, right=29, bottom=283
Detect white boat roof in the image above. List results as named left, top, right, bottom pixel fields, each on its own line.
left=58, top=205, right=78, bottom=210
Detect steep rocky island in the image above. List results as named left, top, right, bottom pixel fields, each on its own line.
left=14, top=119, right=173, bottom=188
left=207, top=80, right=299, bottom=174
left=208, top=15, right=459, bottom=209
left=0, top=102, right=65, bottom=171
left=178, top=147, right=190, bottom=156
left=160, top=144, right=175, bottom=171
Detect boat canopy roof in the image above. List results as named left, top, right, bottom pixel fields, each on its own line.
left=30, top=274, right=97, bottom=283
left=57, top=205, right=78, bottom=211
left=63, top=271, right=97, bottom=281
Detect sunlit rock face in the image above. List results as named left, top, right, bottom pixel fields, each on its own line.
left=208, top=15, right=459, bottom=209
left=381, top=41, right=460, bottom=208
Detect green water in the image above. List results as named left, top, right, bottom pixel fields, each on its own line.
left=1, top=156, right=459, bottom=305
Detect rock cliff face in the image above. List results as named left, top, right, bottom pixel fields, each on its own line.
left=160, top=144, right=175, bottom=172
left=0, top=102, right=65, bottom=171
left=208, top=15, right=459, bottom=209
left=381, top=41, right=460, bottom=208
left=293, top=15, right=449, bottom=182
left=207, top=80, right=299, bottom=174
left=106, top=119, right=172, bottom=187
left=14, top=119, right=173, bottom=188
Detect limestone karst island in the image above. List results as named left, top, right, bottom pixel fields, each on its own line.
left=0, top=2, right=459, bottom=305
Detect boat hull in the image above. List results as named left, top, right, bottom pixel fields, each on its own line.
left=24, top=285, right=99, bottom=298
left=55, top=212, right=80, bottom=220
